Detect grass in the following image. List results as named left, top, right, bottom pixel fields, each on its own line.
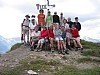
left=82, top=49, right=100, bottom=57
left=77, top=56, right=100, bottom=63
left=1, top=55, right=100, bottom=75
left=7, top=43, right=24, bottom=53
left=81, top=40, right=100, bottom=49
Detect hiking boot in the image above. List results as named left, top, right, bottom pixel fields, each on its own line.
left=38, top=48, right=42, bottom=52
left=36, top=47, right=39, bottom=52
left=30, top=46, right=34, bottom=51
left=64, top=49, right=69, bottom=54
left=80, top=48, right=83, bottom=53
left=75, top=47, right=78, bottom=51
left=61, top=50, right=65, bottom=55
left=68, top=45, right=72, bottom=50
left=51, top=48, right=54, bottom=53
left=58, top=50, right=62, bottom=54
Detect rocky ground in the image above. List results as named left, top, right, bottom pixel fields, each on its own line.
left=0, top=45, right=100, bottom=75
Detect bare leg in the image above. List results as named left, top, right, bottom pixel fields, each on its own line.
left=50, top=38, right=54, bottom=48
left=73, top=40, right=78, bottom=47
left=57, top=40, right=60, bottom=50
left=60, top=41, right=63, bottom=50
left=61, top=40, right=66, bottom=50
left=77, top=41, right=83, bottom=48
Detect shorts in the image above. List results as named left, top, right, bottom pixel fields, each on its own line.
left=66, top=37, right=70, bottom=42
left=38, top=38, right=48, bottom=44
left=32, top=38, right=39, bottom=42
left=74, top=37, right=80, bottom=42
left=55, top=37, right=63, bottom=41
left=22, top=26, right=29, bottom=35
left=46, top=23, right=52, bottom=28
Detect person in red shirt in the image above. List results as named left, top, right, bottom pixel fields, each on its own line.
left=36, top=26, right=49, bottom=51
left=38, top=9, right=45, bottom=31
left=71, top=24, right=83, bottom=53
left=49, top=24, right=54, bottom=52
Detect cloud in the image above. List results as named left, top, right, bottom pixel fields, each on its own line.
left=0, top=0, right=100, bottom=39
left=0, top=7, right=23, bottom=38
left=51, top=0, right=96, bottom=15
left=80, top=19, right=100, bottom=39
left=0, top=0, right=4, bottom=7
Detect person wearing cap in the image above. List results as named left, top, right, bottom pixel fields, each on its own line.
left=30, top=26, right=40, bottom=51
left=67, top=17, right=73, bottom=28
left=21, top=15, right=30, bottom=44
left=37, top=9, right=45, bottom=31
left=36, top=26, right=49, bottom=51
left=46, top=11, right=53, bottom=28
left=73, top=17, right=81, bottom=31
left=53, top=12, right=60, bottom=25
left=59, top=12, right=65, bottom=27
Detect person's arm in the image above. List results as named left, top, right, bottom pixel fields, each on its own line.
left=45, top=30, right=49, bottom=39
left=78, top=22, right=81, bottom=31
left=46, top=16, right=48, bottom=24
left=51, top=15, right=53, bottom=23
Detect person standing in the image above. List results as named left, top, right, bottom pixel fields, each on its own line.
left=62, top=19, right=69, bottom=30
left=73, top=17, right=81, bottom=31
left=67, top=17, right=73, bottom=28
left=46, top=11, right=53, bottom=28
left=21, top=15, right=30, bottom=45
left=59, top=12, right=65, bottom=27
left=53, top=12, right=60, bottom=24
left=38, top=9, right=45, bottom=31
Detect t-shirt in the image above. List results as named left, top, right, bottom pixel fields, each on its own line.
left=38, top=14, right=45, bottom=25
left=46, top=15, right=53, bottom=24
left=59, top=17, right=65, bottom=25
left=71, top=29, right=80, bottom=38
left=29, top=22, right=37, bottom=30
left=49, top=29, right=54, bottom=38
left=23, top=19, right=30, bottom=26
left=31, top=31, right=40, bottom=37
left=53, top=15, right=60, bottom=24
left=62, top=23, right=69, bottom=30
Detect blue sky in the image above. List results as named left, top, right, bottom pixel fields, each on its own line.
left=0, top=0, right=100, bottom=39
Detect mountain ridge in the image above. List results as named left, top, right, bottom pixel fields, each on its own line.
left=0, top=35, right=21, bottom=54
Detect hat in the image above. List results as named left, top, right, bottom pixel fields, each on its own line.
left=75, top=17, right=78, bottom=19
left=25, top=15, right=30, bottom=18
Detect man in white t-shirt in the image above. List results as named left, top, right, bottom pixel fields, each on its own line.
left=29, top=19, right=37, bottom=45
left=30, top=26, right=40, bottom=51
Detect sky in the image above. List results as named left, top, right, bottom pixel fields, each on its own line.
left=0, top=0, right=100, bottom=40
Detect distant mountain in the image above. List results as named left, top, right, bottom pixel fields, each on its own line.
left=83, top=36, right=100, bottom=43
left=0, top=35, right=21, bottom=54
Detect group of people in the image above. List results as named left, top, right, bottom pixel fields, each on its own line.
left=21, top=9, right=83, bottom=55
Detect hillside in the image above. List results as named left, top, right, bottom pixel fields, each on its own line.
left=0, top=40, right=100, bottom=75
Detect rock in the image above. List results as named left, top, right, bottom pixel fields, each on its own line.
left=27, top=70, right=38, bottom=75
